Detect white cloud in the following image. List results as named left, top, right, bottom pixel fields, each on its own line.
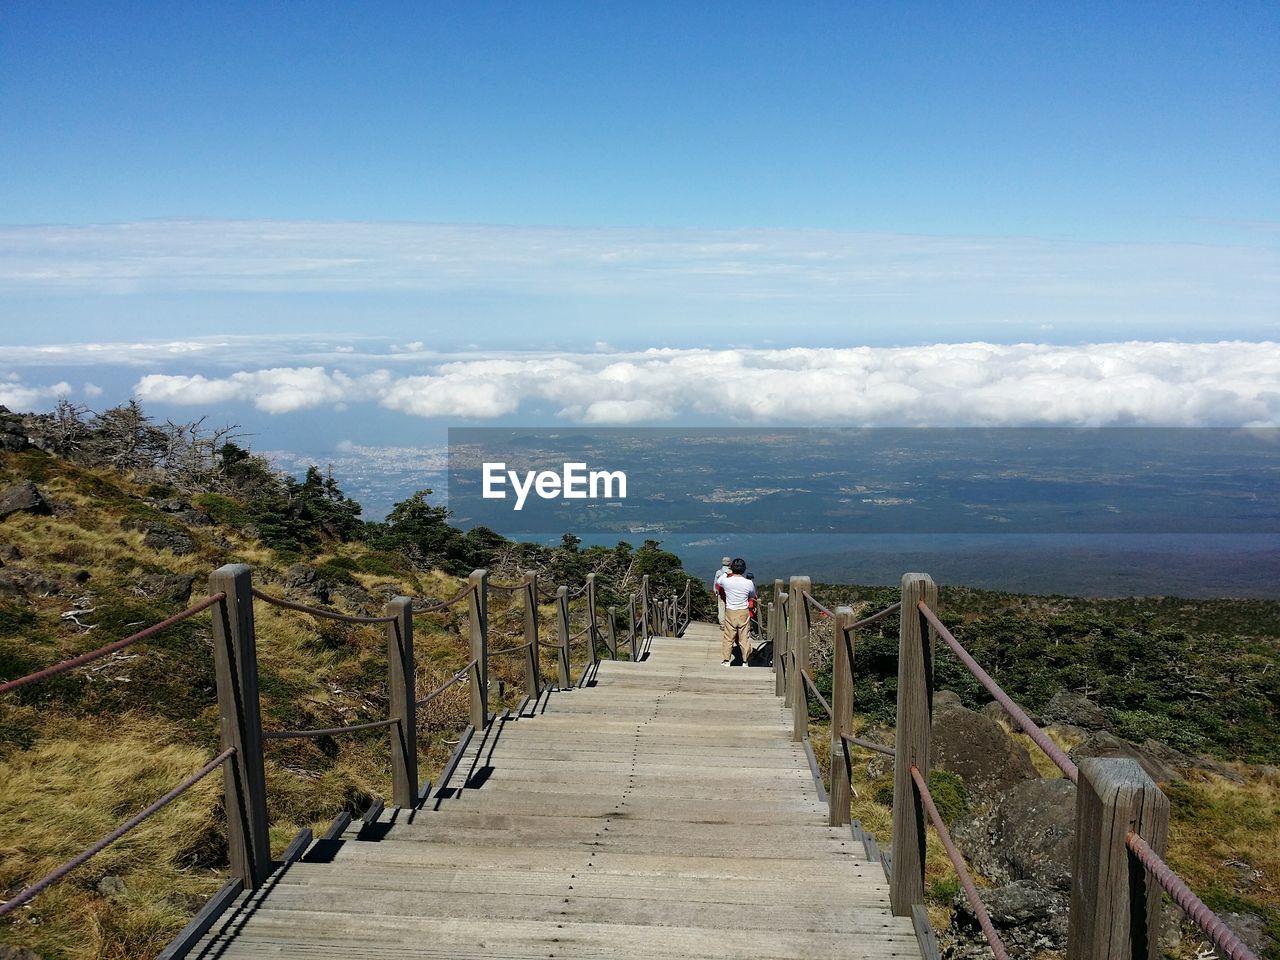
left=83, top=382, right=104, bottom=398
left=125, top=341, right=1280, bottom=426
left=0, top=378, right=72, bottom=410
left=135, top=367, right=394, bottom=414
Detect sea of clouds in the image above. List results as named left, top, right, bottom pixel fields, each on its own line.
left=4, top=340, right=1278, bottom=427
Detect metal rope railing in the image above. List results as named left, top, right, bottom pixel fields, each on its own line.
left=801, top=590, right=835, bottom=618
left=911, top=764, right=1009, bottom=960
left=251, top=587, right=398, bottom=624
left=841, top=600, right=901, bottom=635
left=1126, top=831, right=1258, bottom=960
left=488, top=642, right=533, bottom=657
left=485, top=580, right=526, bottom=594
left=263, top=717, right=400, bottom=740
left=0, top=593, right=226, bottom=696
left=415, top=660, right=478, bottom=708
left=412, top=584, right=475, bottom=614
left=799, top=668, right=833, bottom=719
left=0, top=747, right=236, bottom=919
left=916, top=600, right=1258, bottom=960
left=840, top=732, right=896, bottom=757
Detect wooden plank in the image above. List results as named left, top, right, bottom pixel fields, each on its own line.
left=198, top=913, right=919, bottom=959
left=230, top=885, right=897, bottom=934
left=1067, top=757, right=1170, bottom=960
left=279, top=827, right=313, bottom=865
left=912, top=903, right=942, bottom=960
left=193, top=625, right=919, bottom=960
left=273, top=863, right=885, bottom=906
left=323, top=828, right=861, bottom=859
left=385, top=596, right=417, bottom=808
left=428, top=725, right=474, bottom=800
left=803, top=738, right=828, bottom=802
left=374, top=814, right=851, bottom=845
left=467, top=569, right=489, bottom=728
left=789, top=576, right=811, bottom=741
left=314, top=840, right=885, bottom=881
left=891, top=572, right=936, bottom=915
left=209, top=564, right=271, bottom=889
left=321, top=811, right=351, bottom=842
left=434, top=793, right=823, bottom=824
left=830, top=606, right=855, bottom=826
left=157, top=877, right=243, bottom=960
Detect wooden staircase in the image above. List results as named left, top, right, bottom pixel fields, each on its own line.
left=191, top=622, right=918, bottom=959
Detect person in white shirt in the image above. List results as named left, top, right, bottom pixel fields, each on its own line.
left=712, top=557, right=731, bottom=625
left=714, top=558, right=756, bottom=666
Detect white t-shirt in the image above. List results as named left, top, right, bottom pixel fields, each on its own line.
left=719, top=574, right=756, bottom=611
left=713, top=566, right=729, bottom=591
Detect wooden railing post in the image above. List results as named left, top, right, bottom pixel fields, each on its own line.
left=209, top=564, right=271, bottom=889
left=788, top=576, right=812, bottom=741
left=522, top=570, right=541, bottom=699
left=765, top=599, right=775, bottom=676
left=555, top=585, right=572, bottom=688
left=467, top=569, right=489, bottom=729
left=891, top=572, right=938, bottom=915
left=606, top=606, right=618, bottom=659
left=586, top=573, right=600, bottom=666
left=1067, top=758, right=1170, bottom=960
left=830, top=606, right=855, bottom=826
left=641, top=575, right=651, bottom=639
left=384, top=595, right=417, bottom=809
left=628, top=593, right=638, bottom=657
left=774, top=579, right=787, bottom=698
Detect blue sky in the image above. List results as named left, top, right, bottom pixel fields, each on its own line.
left=0, top=2, right=1277, bottom=443
left=3, top=2, right=1276, bottom=236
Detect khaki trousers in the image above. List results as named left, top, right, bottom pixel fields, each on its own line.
left=722, top=608, right=751, bottom=663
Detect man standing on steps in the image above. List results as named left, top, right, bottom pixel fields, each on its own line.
left=712, top=556, right=731, bottom=625
left=715, top=558, right=756, bottom=666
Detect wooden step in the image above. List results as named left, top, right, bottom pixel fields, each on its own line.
left=191, top=627, right=921, bottom=960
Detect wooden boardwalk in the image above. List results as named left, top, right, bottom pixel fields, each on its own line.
left=193, top=622, right=919, bottom=959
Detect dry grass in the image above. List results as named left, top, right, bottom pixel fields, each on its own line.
left=0, top=458, right=506, bottom=957
left=0, top=716, right=225, bottom=960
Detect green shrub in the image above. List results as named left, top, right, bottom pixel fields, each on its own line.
left=926, top=769, right=968, bottom=825
left=194, top=492, right=248, bottom=528
left=314, top=561, right=358, bottom=587
left=929, top=873, right=960, bottom=904
left=357, top=552, right=408, bottom=576
left=322, top=555, right=360, bottom=571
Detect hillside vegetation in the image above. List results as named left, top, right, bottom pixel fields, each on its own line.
left=772, top=581, right=1280, bottom=960
left=0, top=402, right=1276, bottom=960
left=0, top=403, right=706, bottom=960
